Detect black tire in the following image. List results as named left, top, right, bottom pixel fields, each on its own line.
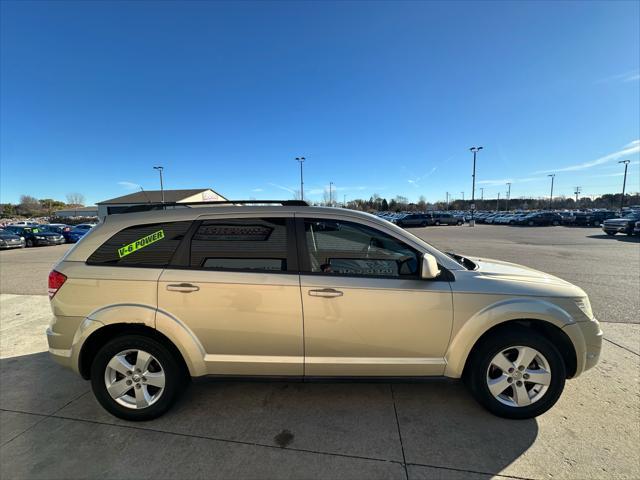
left=528, top=221, right=534, bottom=226
left=464, top=327, right=566, bottom=419
left=90, top=334, right=187, bottom=421
left=457, top=221, right=463, bottom=225
left=421, top=222, right=427, bottom=227
left=435, top=221, right=441, bottom=226
left=552, top=221, right=559, bottom=226
left=605, top=231, right=616, bottom=236
left=26, top=239, right=34, bottom=247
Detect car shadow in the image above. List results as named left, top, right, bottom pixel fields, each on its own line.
left=587, top=234, right=639, bottom=242
left=1, top=352, right=538, bottom=477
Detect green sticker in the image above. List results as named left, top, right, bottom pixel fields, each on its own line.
left=118, top=230, right=165, bottom=258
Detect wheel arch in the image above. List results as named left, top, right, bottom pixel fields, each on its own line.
left=445, top=298, right=578, bottom=379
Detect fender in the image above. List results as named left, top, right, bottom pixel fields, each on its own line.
left=77, top=303, right=207, bottom=377
left=444, top=297, right=575, bottom=378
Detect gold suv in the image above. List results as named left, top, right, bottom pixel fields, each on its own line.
left=46, top=201, right=602, bottom=420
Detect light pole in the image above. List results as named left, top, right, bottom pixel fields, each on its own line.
left=329, top=182, right=334, bottom=206
left=506, top=182, right=511, bottom=211
left=574, top=186, right=581, bottom=205
left=496, top=192, right=500, bottom=211
left=547, top=174, right=555, bottom=209
left=153, top=166, right=164, bottom=204
left=295, top=157, right=305, bottom=201
left=469, top=146, right=483, bottom=226
left=461, top=191, right=465, bottom=201
left=446, top=192, right=450, bottom=210
left=480, top=187, right=484, bottom=201
left=618, top=160, right=630, bottom=211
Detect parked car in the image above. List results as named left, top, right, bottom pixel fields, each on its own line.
left=563, top=211, right=618, bottom=227
left=601, top=212, right=640, bottom=236
left=0, top=228, right=26, bottom=249
left=47, top=202, right=601, bottom=421
left=633, top=221, right=640, bottom=236
left=8, top=221, right=40, bottom=227
left=4, top=225, right=65, bottom=247
left=516, top=212, right=563, bottom=226
left=43, top=223, right=73, bottom=235
left=432, top=212, right=464, bottom=225
left=396, top=213, right=434, bottom=228
left=64, top=223, right=97, bottom=243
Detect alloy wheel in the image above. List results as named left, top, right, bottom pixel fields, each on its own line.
left=486, top=346, right=551, bottom=407
left=104, top=349, right=166, bottom=409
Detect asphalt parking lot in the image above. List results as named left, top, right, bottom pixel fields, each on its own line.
left=0, top=225, right=638, bottom=479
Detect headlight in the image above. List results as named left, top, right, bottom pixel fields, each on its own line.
left=20, top=236, right=25, bottom=241
left=575, top=297, right=594, bottom=319
left=0, top=240, right=6, bottom=245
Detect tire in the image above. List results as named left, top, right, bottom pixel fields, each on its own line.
left=26, top=239, right=34, bottom=247
left=90, top=334, right=187, bottom=421
left=605, top=231, right=616, bottom=236
left=528, top=221, right=534, bottom=226
left=457, top=221, right=463, bottom=225
left=435, top=221, right=441, bottom=226
left=420, top=222, right=427, bottom=227
left=464, top=327, right=566, bottom=419
left=552, top=221, right=559, bottom=226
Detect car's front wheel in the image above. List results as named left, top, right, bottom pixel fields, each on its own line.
left=90, top=335, right=186, bottom=421
left=464, top=327, right=566, bottom=419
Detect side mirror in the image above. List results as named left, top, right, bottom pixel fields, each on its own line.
left=421, top=253, right=441, bottom=279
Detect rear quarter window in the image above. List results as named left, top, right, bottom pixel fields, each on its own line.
left=86, top=221, right=192, bottom=267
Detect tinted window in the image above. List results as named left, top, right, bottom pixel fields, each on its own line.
left=190, top=218, right=288, bottom=272
left=87, top=221, right=192, bottom=267
left=303, top=219, right=419, bottom=278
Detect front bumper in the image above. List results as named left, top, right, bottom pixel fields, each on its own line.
left=0, top=241, right=24, bottom=249
left=562, top=318, right=603, bottom=377
left=602, top=224, right=630, bottom=234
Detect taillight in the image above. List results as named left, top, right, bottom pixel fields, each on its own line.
left=48, top=270, right=67, bottom=299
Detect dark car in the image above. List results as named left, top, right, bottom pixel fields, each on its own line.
left=634, top=221, right=640, bottom=236
left=3, top=225, right=65, bottom=247
left=0, top=228, right=26, bottom=249
left=43, top=223, right=73, bottom=235
left=432, top=213, right=464, bottom=226
left=396, top=213, right=434, bottom=228
left=564, top=211, right=618, bottom=227
left=601, top=212, right=640, bottom=236
left=516, top=212, right=563, bottom=226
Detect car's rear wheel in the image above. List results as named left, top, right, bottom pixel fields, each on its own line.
left=26, top=239, right=34, bottom=247
left=552, top=220, right=560, bottom=226
left=435, top=221, right=441, bottom=226
left=528, top=221, right=534, bottom=226
left=464, top=328, right=566, bottom=419
left=457, top=220, right=463, bottom=225
left=90, top=335, right=186, bottom=421
left=605, top=231, right=616, bottom=236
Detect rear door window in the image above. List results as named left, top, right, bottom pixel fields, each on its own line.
left=189, top=218, right=290, bottom=272
left=87, top=221, right=192, bottom=267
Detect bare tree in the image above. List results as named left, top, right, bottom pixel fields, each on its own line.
left=66, top=193, right=86, bottom=207
left=17, top=195, right=41, bottom=216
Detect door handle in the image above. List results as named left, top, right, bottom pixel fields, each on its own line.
left=166, top=283, right=200, bottom=293
left=308, top=288, right=343, bottom=298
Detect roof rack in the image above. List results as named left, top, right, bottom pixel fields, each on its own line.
left=115, top=200, right=309, bottom=215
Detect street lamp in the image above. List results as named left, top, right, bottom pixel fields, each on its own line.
left=153, top=166, right=164, bottom=204
left=618, top=160, right=630, bottom=211
left=329, top=182, right=334, bottom=206
left=480, top=187, right=484, bottom=201
left=547, top=174, right=555, bottom=209
left=469, top=146, right=483, bottom=225
left=295, top=157, right=305, bottom=201
left=506, top=182, right=511, bottom=211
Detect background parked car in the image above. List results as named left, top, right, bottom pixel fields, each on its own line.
left=516, top=212, right=563, bottom=226
left=562, top=211, right=618, bottom=227
left=43, top=224, right=72, bottom=236
left=601, top=212, right=640, bottom=236
left=396, top=213, right=434, bottom=227
left=0, top=228, right=26, bottom=249
left=3, top=225, right=65, bottom=247
left=431, top=212, right=463, bottom=225
left=64, top=223, right=96, bottom=243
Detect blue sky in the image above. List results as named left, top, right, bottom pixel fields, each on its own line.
left=1, top=0, right=639, bottom=205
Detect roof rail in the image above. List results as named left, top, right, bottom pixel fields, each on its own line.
left=114, top=200, right=309, bottom=215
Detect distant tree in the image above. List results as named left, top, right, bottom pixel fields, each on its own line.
left=17, top=195, right=41, bottom=216
left=1, top=204, right=16, bottom=217
left=381, top=198, right=389, bottom=211
left=66, top=193, right=86, bottom=207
